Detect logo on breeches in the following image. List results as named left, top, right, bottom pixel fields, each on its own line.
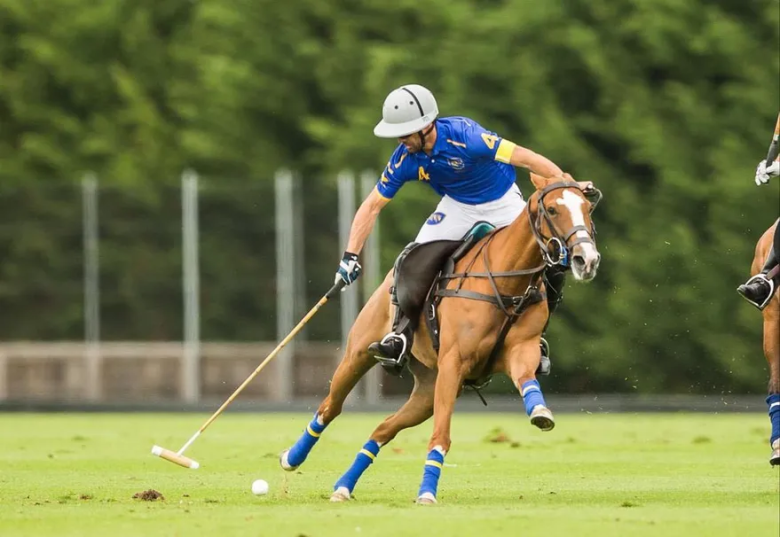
left=427, top=212, right=446, bottom=225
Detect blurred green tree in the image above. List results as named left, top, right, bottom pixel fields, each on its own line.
left=0, top=0, right=777, bottom=393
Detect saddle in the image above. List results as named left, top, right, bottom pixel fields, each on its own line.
left=394, top=222, right=498, bottom=338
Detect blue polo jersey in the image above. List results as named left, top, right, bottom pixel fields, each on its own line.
left=376, top=116, right=518, bottom=205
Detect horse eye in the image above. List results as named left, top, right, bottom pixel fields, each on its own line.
left=547, top=206, right=557, bottom=215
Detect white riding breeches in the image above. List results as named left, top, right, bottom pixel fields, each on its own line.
left=414, top=183, right=526, bottom=243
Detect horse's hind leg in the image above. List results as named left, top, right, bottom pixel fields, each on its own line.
left=763, top=300, right=780, bottom=466
left=330, top=360, right=437, bottom=502
left=280, top=280, right=392, bottom=471
left=279, top=341, right=376, bottom=470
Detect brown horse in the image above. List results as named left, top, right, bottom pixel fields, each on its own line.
left=747, top=220, right=780, bottom=465
left=280, top=172, right=601, bottom=503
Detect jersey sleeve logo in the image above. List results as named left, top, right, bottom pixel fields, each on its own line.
left=418, top=166, right=430, bottom=181
left=394, top=153, right=407, bottom=168
left=481, top=133, right=499, bottom=150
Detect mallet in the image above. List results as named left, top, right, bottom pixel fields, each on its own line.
left=151, top=281, right=346, bottom=469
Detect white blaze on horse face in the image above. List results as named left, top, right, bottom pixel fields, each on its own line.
left=557, top=190, right=600, bottom=277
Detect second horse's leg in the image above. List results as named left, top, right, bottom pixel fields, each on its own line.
left=763, top=301, right=780, bottom=466
left=331, top=361, right=437, bottom=501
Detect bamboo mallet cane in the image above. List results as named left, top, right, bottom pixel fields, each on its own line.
left=151, top=280, right=346, bottom=469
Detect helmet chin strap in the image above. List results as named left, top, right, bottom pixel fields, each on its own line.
left=417, top=124, right=435, bottom=152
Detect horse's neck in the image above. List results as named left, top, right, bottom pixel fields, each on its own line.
left=487, top=204, right=544, bottom=290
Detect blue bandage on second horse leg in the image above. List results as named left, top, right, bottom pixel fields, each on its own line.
left=767, top=394, right=780, bottom=445
left=334, top=439, right=381, bottom=493
left=521, top=379, right=547, bottom=416
left=287, top=414, right=327, bottom=467
left=418, top=446, right=445, bottom=499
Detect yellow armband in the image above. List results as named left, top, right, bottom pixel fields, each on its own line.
left=495, top=139, right=516, bottom=164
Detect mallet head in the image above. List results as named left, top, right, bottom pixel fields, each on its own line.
left=151, top=445, right=200, bottom=469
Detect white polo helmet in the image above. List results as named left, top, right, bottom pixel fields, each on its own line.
left=373, top=84, right=439, bottom=138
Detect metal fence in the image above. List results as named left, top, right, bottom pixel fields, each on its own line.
left=0, top=172, right=416, bottom=404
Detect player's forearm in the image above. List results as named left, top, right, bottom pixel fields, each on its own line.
left=509, top=145, right=563, bottom=178
left=345, top=197, right=383, bottom=255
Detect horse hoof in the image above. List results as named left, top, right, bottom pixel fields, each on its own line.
left=530, top=406, right=555, bottom=432
left=330, top=487, right=351, bottom=502
left=416, top=492, right=437, bottom=505
left=771, top=440, right=780, bottom=467
left=279, top=449, right=298, bottom=472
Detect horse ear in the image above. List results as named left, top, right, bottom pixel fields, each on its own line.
left=529, top=172, right=548, bottom=190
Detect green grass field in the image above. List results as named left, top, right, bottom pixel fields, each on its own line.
left=0, top=412, right=777, bottom=537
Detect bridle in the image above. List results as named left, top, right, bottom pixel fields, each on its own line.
left=529, top=181, right=598, bottom=268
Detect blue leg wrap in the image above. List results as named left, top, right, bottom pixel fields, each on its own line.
left=767, top=393, right=780, bottom=445
left=287, top=414, right=327, bottom=468
left=418, top=447, right=445, bottom=499
left=520, top=379, right=547, bottom=416
left=334, top=439, right=381, bottom=493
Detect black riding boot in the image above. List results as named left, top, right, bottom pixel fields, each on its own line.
left=539, top=265, right=567, bottom=376
left=367, top=243, right=417, bottom=376
left=737, top=244, right=779, bottom=311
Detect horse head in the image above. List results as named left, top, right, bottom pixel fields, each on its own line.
left=528, top=172, right=601, bottom=281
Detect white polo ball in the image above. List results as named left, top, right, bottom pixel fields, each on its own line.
left=251, top=479, right=269, bottom=496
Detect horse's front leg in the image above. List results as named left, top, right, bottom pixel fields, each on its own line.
left=763, top=301, right=780, bottom=466
left=416, top=350, right=464, bottom=505
left=502, top=304, right=555, bottom=431
left=506, top=337, right=556, bottom=431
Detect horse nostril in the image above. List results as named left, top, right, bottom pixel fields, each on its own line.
left=572, top=255, right=586, bottom=268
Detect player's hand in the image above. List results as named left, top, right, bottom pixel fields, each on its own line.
left=755, top=159, right=780, bottom=186
left=576, top=181, right=602, bottom=211
left=334, top=252, right=362, bottom=288
left=576, top=180, right=594, bottom=192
